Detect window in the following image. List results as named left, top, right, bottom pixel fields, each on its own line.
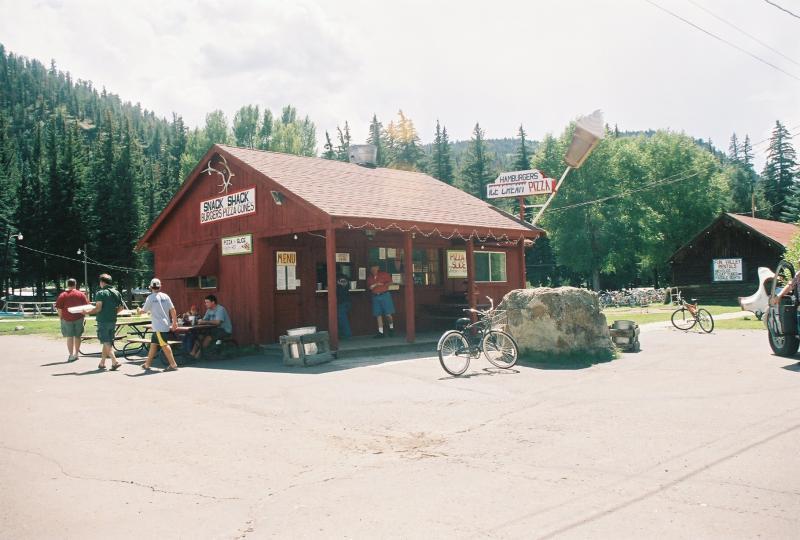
left=367, top=247, right=404, bottom=275
left=474, top=252, right=507, bottom=282
left=186, top=276, right=218, bottom=289
left=412, top=248, right=440, bottom=286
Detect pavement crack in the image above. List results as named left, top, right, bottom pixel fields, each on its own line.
left=0, top=445, right=240, bottom=501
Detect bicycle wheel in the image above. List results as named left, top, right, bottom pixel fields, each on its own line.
left=438, top=331, right=471, bottom=376
left=697, top=309, right=714, bottom=333
left=671, top=308, right=696, bottom=330
left=482, top=330, right=519, bottom=369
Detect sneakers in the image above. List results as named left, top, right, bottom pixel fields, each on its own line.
left=373, top=332, right=385, bottom=338
left=387, top=328, right=395, bottom=337
left=67, top=355, right=78, bottom=362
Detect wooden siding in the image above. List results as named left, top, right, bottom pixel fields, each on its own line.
left=670, top=215, right=784, bottom=301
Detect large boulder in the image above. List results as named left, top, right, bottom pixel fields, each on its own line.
left=497, top=287, right=614, bottom=356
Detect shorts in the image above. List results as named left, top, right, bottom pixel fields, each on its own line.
left=150, top=331, right=173, bottom=346
left=96, top=321, right=116, bottom=345
left=61, top=319, right=85, bottom=338
left=371, top=292, right=395, bottom=317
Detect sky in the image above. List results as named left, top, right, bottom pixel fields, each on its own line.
left=2, top=0, right=799, bottom=167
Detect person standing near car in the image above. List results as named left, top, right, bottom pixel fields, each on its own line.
left=55, top=278, right=89, bottom=362
left=336, top=273, right=352, bottom=339
left=84, top=273, right=123, bottom=370
left=137, top=278, right=179, bottom=371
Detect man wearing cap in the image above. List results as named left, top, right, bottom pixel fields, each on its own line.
left=85, top=273, right=124, bottom=370
left=138, top=278, right=179, bottom=371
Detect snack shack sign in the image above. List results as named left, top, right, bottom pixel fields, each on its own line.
left=200, top=188, right=256, bottom=224
left=486, top=169, right=555, bottom=199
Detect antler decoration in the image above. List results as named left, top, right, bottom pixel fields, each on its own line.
left=201, top=154, right=236, bottom=194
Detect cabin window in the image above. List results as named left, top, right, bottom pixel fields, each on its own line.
left=475, top=252, right=507, bottom=283
left=186, top=276, right=218, bottom=289
left=367, top=247, right=404, bottom=274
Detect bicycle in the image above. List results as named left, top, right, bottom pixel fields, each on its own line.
left=670, top=296, right=714, bottom=333
left=437, top=297, right=520, bottom=376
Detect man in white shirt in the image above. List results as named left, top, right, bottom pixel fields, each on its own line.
left=137, top=278, right=179, bottom=371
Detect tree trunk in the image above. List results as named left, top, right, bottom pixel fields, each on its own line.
left=592, top=268, right=600, bottom=291
left=653, top=267, right=660, bottom=289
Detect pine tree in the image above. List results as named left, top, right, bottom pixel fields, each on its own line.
left=728, top=133, right=740, bottom=163
left=460, top=123, right=494, bottom=200
left=513, top=125, right=532, bottom=171
left=428, top=120, right=454, bottom=184
left=385, top=110, right=423, bottom=171
left=366, top=114, right=387, bottom=167
left=322, top=131, right=336, bottom=160
left=761, top=121, right=798, bottom=220
left=336, top=122, right=351, bottom=162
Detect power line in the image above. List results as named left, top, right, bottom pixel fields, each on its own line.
left=763, top=0, right=800, bottom=21
left=687, top=0, right=800, bottom=68
left=15, top=243, right=142, bottom=273
left=644, top=0, right=800, bottom=81
left=547, top=169, right=704, bottom=213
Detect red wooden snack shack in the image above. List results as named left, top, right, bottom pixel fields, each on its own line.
left=137, top=145, right=544, bottom=349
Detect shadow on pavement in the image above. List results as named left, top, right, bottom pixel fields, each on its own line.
left=438, top=367, right=520, bottom=380
left=180, top=350, right=436, bottom=375
left=51, top=368, right=108, bottom=377
left=781, top=362, right=800, bottom=372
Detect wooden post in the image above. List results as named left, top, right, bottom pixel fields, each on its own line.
left=518, top=196, right=525, bottom=222
left=403, top=232, right=415, bottom=343
left=325, top=226, right=338, bottom=350
left=466, top=238, right=476, bottom=322
left=519, top=239, right=527, bottom=289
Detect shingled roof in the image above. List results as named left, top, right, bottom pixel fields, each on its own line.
left=725, top=213, right=798, bottom=247
left=219, top=145, right=542, bottom=235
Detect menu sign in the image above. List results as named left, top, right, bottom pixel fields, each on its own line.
left=446, top=250, right=468, bottom=278
left=221, top=234, right=253, bottom=256
left=276, top=251, right=298, bottom=291
left=200, top=187, right=256, bottom=224
left=712, top=258, right=743, bottom=282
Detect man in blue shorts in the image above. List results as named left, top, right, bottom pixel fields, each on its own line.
left=85, top=273, right=124, bottom=370
left=367, top=263, right=395, bottom=338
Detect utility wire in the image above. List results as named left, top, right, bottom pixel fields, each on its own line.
left=644, top=0, right=800, bottom=81
left=547, top=169, right=704, bottom=213
left=763, top=0, right=800, bottom=21
left=688, top=0, right=800, bottom=67
left=15, top=243, right=142, bottom=273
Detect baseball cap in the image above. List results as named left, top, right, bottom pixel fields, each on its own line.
left=150, top=278, right=161, bottom=289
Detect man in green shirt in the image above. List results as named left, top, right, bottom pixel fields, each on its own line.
left=86, top=273, right=124, bottom=370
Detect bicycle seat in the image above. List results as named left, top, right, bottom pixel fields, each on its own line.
left=691, top=298, right=697, bottom=303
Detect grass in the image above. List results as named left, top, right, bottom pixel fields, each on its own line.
left=602, top=303, right=742, bottom=325
left=0, top=316, right=150, bottom=338
left=714, top=316, right=766, bottom=331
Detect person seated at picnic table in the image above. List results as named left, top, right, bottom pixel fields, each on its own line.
left=190, top=294, right=233, bottom=359
left=180, top=304, right=199, bottom=353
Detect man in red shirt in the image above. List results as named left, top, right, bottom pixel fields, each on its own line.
left=367, top=263, right=395, bottom=338
left=55, top=278, right=89, bottom=362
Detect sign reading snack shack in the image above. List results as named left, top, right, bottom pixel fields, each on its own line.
left=200, top=188, right=256, bottom=224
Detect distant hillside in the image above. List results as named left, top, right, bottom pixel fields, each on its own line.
left=423, top=137, right=540, bottom=174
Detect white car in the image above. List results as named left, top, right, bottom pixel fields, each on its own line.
left=738, top=266, right=775, bottom=320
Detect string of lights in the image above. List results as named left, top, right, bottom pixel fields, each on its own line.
left=15, top=243, right=142, bottom=273
left=342, top=221, right=528, bottom=245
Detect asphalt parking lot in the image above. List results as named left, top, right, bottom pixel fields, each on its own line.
left=1, top=324, right=799, bottom=539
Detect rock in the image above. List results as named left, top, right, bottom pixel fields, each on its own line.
left=497, top=287, right=614, bottom=356
left=14, top=326, right=24, bottom=331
